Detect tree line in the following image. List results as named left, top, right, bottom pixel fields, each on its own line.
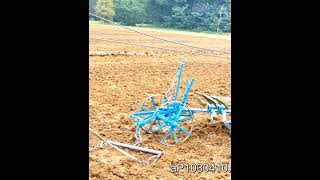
left=89, top=0, right=231, bottom=33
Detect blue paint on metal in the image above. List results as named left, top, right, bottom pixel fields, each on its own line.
left=175, top=124, right=190, bottom=136
left=130, top=61, right=231, bottom=145
left=172, top=129, right=179, bottom=144
left=161, top=128, right=172, bottom=144
left=174, top=63, right=185, bottom=101
left=181, top=79, right=195, bottom=105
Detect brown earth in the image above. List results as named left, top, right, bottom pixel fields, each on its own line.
left=89, top=24, right=231, bottom=180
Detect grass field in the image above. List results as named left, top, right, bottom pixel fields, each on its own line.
left=89, top=23, right=231, bottom=180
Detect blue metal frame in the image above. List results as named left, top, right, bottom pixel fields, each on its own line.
left=130, top=61, right=231, bottom=145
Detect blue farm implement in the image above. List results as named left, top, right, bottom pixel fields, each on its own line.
left=89, top=58, right=230, bottom=164
left=131, top=59, right=231, bottom=146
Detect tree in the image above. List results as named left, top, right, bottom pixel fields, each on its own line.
left=96, top=0, right=115, bottom=20
left=113, top=0, right=146, bottom=26
left=222, top=0, right=231, bottom=32
left=92, top=0, right=231, bottom=32
left=89, top=0, right=96, bottom=14
left=145, top=0, right=173, bottom=25
left=89, top=0, right=97, bottom=20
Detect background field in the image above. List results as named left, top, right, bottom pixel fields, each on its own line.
left=89, top=24, right=231, bottom=179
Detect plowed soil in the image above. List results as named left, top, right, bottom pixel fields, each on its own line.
left=89, top=24, right=231, bottom=180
